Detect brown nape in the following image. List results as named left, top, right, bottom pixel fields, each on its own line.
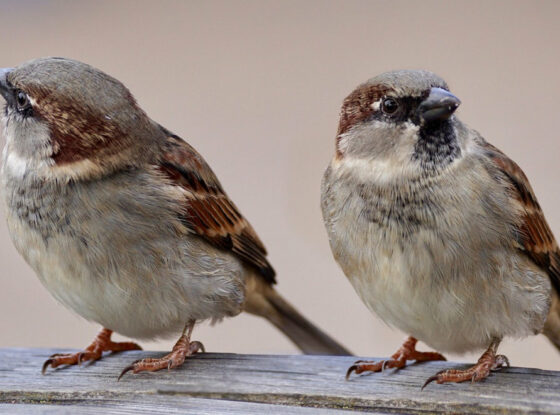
left=335, top=84, right=389, bottom=157
left=21, top=81, right=150, bottom=166
left=49, top=109, right=136, bottom=165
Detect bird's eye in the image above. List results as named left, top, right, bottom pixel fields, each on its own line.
left=15, top=90, right=30, bottom=111
left=381, top=97, right=399, bottom=115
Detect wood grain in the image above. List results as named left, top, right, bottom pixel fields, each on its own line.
left=0, top=348, right=559, bottom=414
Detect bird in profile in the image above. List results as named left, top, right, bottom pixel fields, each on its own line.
left=321, top=69, right=560, bottom=387
left=0, top=57, right=350, bottom=379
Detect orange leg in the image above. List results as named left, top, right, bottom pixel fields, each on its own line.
left=118, top=321, right=204, bottom=380
left=42, top=328, right=142, bottom=374
left=422, top=339, right=509, bottom=390
left=346, top=337, right=446, bottom=379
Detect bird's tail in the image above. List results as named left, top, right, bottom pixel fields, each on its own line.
left=544, top=290, right=560, bottom=351
left=244, top=274, right=351, bottom=355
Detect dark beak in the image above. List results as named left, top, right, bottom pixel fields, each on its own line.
left=417, top=87, right=461, bottom=123
left=0, top=68, right=13, bottom=101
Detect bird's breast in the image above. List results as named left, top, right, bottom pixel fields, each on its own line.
left=322, top=156, right=551, bottom=353
left=1, top=166, right=247, bottom=339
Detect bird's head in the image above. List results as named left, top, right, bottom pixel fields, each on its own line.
left=0, top=57, right=160, bottom=181
left=335, top=70, right=462, bottom=175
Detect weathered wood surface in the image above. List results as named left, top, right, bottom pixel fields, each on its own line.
left=0, top=348, right=559, bottom=414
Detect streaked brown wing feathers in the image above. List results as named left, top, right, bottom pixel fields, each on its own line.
left=482, top=141, right=560, bottom=293
left=158, top=131, right=275, bottom=283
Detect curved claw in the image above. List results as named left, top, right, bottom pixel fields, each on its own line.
left=420, top=372, right=439, bottom=391
left=345, top=364, right=358, bottom=380
left=41, top=359, right=54, bottom=375
left=494, top=354, right=510, bottom=369
left=381, top=360, right=389, bottom=372
left=117, top=364, right=136, bottom=381
left=421, top=369, right=447, bottom=391
left=77, top=352, right=86, bottom=366
left=190, top=341, right=205, bottom=354
left=117, top=358, right=143, bottom=381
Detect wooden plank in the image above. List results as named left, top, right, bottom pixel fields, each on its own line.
left=0, top=397, right=355, bottom=415
left=0, top=348, right=559, bottom=414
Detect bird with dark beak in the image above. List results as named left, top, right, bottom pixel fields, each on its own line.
left=0, top=57, right=350, bottom=379
left=322, top=70, right=560, bottom=388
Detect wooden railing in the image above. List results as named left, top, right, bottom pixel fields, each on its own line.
left=0, top=348, right=559, bottom=414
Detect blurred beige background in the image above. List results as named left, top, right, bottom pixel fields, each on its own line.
left=0, top=0, right=559, bottom=370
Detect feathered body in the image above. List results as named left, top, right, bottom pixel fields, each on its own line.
left=321, top=70, right=560, bottom=356
left=0, top=57, right=349, bottom=359
left=3, top=152, right=249, bottom=339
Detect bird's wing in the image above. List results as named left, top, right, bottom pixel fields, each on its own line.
left=157, top=128, right=276, bottom=284
left=481, top=140, right=560, bottom=293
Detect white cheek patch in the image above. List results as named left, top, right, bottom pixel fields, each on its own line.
left=1, top=113, right=56, bottom=179
left=5, top=151, right=29, bottom=178
left=335, top=120, right=423, bottom=183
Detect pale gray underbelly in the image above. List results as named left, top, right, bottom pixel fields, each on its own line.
left=6, top=212, right=246, bottom=340
left=330, top=217, right=551, bottom=353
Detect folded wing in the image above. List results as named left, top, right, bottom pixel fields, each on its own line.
left=482, top=140, right=560, bottom=294
left=157, top=129, right=276, bottom=284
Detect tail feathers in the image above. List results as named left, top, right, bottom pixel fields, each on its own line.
left=265, top=289, right=351, bottom=355
left=244, top=276, right=351, bottom=355
left=544, top=291, right=560, bottom=352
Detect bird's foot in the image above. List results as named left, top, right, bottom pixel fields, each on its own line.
left=118, top=322, right=203, bottom=380
left=422, top=341, right=509, bottom=389
left=346, top=336, right=446, bottom=379
left=42, top=328, right=141, bottom=374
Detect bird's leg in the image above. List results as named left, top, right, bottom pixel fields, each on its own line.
left=42, top=328, right=142, bottom=374
left=118, top=320, right=204, bottom=380
left=422, top=339, right=509, bottom=389
left=346, top=336, right=446, bottom=379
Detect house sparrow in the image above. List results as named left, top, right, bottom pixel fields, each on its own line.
left=321, top=70, right=560, bottom=388
left=0, top=57, right=350, bottom=378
